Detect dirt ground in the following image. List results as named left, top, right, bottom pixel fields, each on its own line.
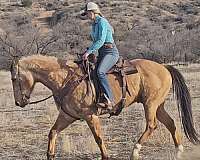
left=0, top=64, right=200, bottom=160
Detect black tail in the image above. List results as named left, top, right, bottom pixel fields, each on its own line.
left=166, top=65, right=200, bottom=144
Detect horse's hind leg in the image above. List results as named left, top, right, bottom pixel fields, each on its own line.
left=131, top=102, right=158, bottom=160
left=85, top=114, right=108, bottom=160
left=47, top=113, right=76, bottom=160
left=156, top=103, right=183, bottom=158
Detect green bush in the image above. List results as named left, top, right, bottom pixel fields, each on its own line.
left=21, top=0, right=32, bottom=8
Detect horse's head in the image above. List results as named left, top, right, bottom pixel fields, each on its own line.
left=10, top=58, right=35, bottom=108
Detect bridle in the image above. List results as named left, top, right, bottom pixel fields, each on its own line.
left=11, top=61, right=53, bottom=106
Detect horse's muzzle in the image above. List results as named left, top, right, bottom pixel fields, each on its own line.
left=15, top=101, right=20, bottom=106
left=15, top=101, right=27, bottom=108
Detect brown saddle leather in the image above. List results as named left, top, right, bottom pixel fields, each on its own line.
left=108, top=56, right=138, bottom=75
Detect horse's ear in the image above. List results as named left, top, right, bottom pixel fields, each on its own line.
left=12, top=55, right=19, bottom=65
left=10, top=56, right=19, bottom=71
left=10, top=61, right=14, bottom=71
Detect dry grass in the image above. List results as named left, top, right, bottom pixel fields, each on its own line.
left=181, top=146, right=200, bottom=160
left=0, top=64, right=200, bottom=159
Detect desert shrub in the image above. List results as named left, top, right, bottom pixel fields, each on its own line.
left=21, top=0, right=32, bottom=8
left=0, top=14, right=90, bottom=67
left=51, top=16, right=89, bottom=56
left=1, top=0, right=200, bottom=70
left=118, top=22, right=200, bottom=63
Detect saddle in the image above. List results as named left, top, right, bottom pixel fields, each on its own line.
left=75, top=54, right=138, bottom=117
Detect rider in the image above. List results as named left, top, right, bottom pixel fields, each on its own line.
left=81, top=2, right=120, bottom=110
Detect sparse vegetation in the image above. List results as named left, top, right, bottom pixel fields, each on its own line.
left=21, top=0, right=33, bottom=8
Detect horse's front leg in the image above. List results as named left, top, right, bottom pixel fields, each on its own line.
left=86, top=114, right=109, bottom=160
left=47, top=113, right=76, bottom=160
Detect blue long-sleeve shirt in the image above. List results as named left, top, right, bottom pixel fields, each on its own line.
left=87, top=15, right=114, bottom=54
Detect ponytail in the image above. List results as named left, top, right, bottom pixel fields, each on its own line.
left=99, top=13, right=104, bottom=17
left=93, top=10, right=104, bottom=17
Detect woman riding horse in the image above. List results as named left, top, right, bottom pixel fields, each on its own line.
left=81, top=2, right=119, bottom=111
left=9, top=2, right=200, bottom=160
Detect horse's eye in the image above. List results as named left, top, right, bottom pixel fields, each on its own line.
left=11, top=77, right=17, bottom=81
left=19, top=77, right=22, bottom=81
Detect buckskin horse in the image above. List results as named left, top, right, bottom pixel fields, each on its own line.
left=10, top=55, right=199, bottom=160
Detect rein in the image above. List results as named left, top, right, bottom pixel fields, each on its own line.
left=28, top=94, right=53, bottom=105
left=54, top=64, right=89, bottom=120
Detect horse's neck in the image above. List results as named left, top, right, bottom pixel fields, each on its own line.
left=32, top=68, right=66, bottom=92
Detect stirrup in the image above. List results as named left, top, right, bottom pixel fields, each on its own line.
left=96, top=102, right=119, bottom=118
left=96, top=102, right=113, bottom=110
left=108, top=109, right=119, bottom=118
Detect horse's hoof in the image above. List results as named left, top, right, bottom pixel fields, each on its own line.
left=102, top=155, right=109, bottom=160
left=176, top=145, right=184, bottom=159
left=130, top=143, right=142, bottom=160
left=130, top=153, right=140, bottom=160
left=47, top=153, right=55, bottom=160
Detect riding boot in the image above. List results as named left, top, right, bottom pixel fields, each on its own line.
left=96, top=100, right=117, bottom=116
left=96, top=101, right=114, bottom=110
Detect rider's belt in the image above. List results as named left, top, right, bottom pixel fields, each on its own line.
left=103, top=42, right=113, bottom=49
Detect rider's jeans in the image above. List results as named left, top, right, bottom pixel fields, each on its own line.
left=97, top=43, right=119, bottom=102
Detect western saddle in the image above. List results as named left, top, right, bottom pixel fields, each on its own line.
left=74, top=54, right=138, bottom=117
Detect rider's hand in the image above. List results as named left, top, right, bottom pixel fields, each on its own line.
left=82, top=52, right=89, bottom=60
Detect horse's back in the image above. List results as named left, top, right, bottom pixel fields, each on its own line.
left=130, top=59, right=171, bottom=80
left=129, top=59, right=172, bottom=104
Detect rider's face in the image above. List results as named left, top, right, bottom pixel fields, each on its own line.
left=86, top=11, right=95, bottom=20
